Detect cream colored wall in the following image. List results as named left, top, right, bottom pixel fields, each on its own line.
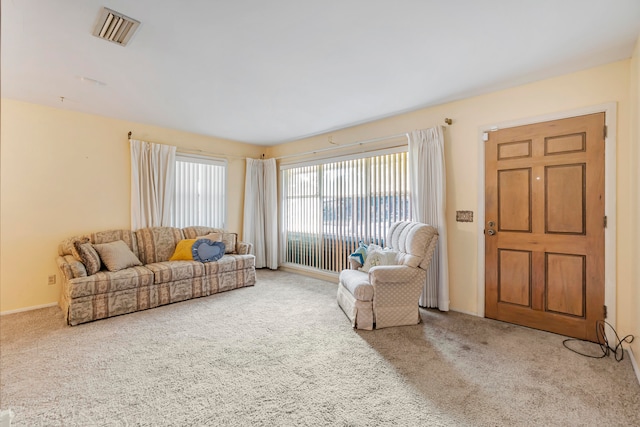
left=267, top=61, right=636, bottom=339
left=2, top=59, right=638, bottom=357
left=629, top=36, right=640, bottom=369
left=0, top=99, right=263, bottom=313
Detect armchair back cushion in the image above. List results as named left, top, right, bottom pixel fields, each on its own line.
left=387, top=221, right=438, bottom=269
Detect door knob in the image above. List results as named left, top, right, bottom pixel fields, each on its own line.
left=487, top=229, right=496, bottom=236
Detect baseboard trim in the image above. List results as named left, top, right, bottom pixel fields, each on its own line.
left=448, top=308, right=480, bottom=317
left=0, top=302, right=57, bottom=316
left=628, top=347, right=640, bottom=386
left=278, top=264, right=339, bottom=283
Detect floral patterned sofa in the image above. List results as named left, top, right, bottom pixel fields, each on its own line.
left=56, top=226, right=255, bottom=325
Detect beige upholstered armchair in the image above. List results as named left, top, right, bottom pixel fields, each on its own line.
left=337, top=221, right=439, bottom=330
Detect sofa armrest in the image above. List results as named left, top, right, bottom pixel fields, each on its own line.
left=57, top=255, right=88, bottom=281
left=236, top=241, right=253, bottom=255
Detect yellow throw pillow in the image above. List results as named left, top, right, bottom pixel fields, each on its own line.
left=169, top=239, right=197, bottom=261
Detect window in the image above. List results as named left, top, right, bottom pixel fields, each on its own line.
left=281, top=148, right=411, bottom=272
left=172, top=154, right=227, bottom=229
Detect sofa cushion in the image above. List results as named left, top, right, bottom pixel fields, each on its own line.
left=65, top=266, right=154, bottom=299
left=202, top=254, right=255, bottom=275
left=59, top=235, right=91, bottom=257
left=73, top=240, right=102, bottom=275
left=89, top=230, right=140, bottom=259
left=70, top=237, right=88, bottom=260
left=135, top=227, right=185, bottom=264
left=93, top=240, right=143, bottom=272
left=182, top=226, right=225, bottom=239
left=145, top=261, right=206, bottom=284
left=198, top=232, right=237, bottom=254
left=339, top=269, right=374, bottom=302
left=59, top=230, right=139, bottom=259
left=221, top=234, right=237, bottom=254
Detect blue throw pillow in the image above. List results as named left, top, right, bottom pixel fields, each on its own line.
left=349, top=241, right=368, bottom=265
left=192, top=239, right=225, bottom=263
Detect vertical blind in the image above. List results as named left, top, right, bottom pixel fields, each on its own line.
left=173, top=154, right=227, bottom=229
left=281, top=149, right=411, bottom=273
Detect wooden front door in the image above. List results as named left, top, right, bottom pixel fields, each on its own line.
left=485, top=113, right=605, bottom=342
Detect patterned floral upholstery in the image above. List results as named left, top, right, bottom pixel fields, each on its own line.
left=337, top=221, right=438, bottom=330
left=66, top=266, right=154, bottom=298
left=145, top=261, right=206, bottom=284
left=181, top=226, right=225, bottom=239
left=135, top=227, right=185, bottom=265
left=90, top=230, right=140, bottom=258
left=183, top=226, right=253, bottom=255
left=57, top=226, right=256, bottom=326
left=58, top=229, right=140, bottom=267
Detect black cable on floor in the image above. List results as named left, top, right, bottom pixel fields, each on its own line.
left=562, top=320, right=634, bottom=362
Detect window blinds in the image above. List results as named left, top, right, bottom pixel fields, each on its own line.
left=173, top=154, right=227, bottom=229
left=282, top=150, right=411, bottom=273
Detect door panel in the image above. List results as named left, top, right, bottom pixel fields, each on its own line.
left=498, top=140, right=532, bottom=159
left=485, top=113, right=605, bottom=342
left=545, top=253, right=585, bottom=317
left=498, top=249, right=531, bottom=306
left=545, top=164, right=585, bottom=234
left=498, top=169, right=531, bottom=232
left=545, top=133, right=585, bottom=155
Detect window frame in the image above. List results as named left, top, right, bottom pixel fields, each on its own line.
left=280, top=145, right=411, bottom=272
left=173, top=153, right=228, bottom=229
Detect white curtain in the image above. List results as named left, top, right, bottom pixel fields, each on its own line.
left=243, top=158, right=278, bottom=269
left=409, top=127, right=449, bottom=311
left=130, top=139, right=176, bottom=230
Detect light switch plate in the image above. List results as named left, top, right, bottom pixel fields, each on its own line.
left=456, top=210, right=474, bottom=222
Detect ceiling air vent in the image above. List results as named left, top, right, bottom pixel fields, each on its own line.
left=92, top=7, right=140, bottom=46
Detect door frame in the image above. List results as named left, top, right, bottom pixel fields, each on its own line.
left=476, top=103, right=617, bottom=340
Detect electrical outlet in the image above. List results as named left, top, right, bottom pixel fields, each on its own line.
left=48, top=275, right=56, bottom=285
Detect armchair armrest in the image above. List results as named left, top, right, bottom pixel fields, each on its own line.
left=368, top=264, right=427, bottom=329
left=369, top=265, right=426, bottom=303
left=369, top=264, right=423, bottom=282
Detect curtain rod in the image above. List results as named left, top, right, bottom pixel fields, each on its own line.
left=128, top=131, right=250, bottom=160
left=129, top=117, right=453, bottom=162
left=128, top=130, right=408, bottom=161
left=274, top=119, right=453, bottom=161
left=274, top=132, right=410, bottom=161
left=177, top=148, right=248, bottom=160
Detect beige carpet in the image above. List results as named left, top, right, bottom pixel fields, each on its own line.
left=1, top=269, right=639, bottom=426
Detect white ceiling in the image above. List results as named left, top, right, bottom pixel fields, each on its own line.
left=2, top=1, right=639, bottom=145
